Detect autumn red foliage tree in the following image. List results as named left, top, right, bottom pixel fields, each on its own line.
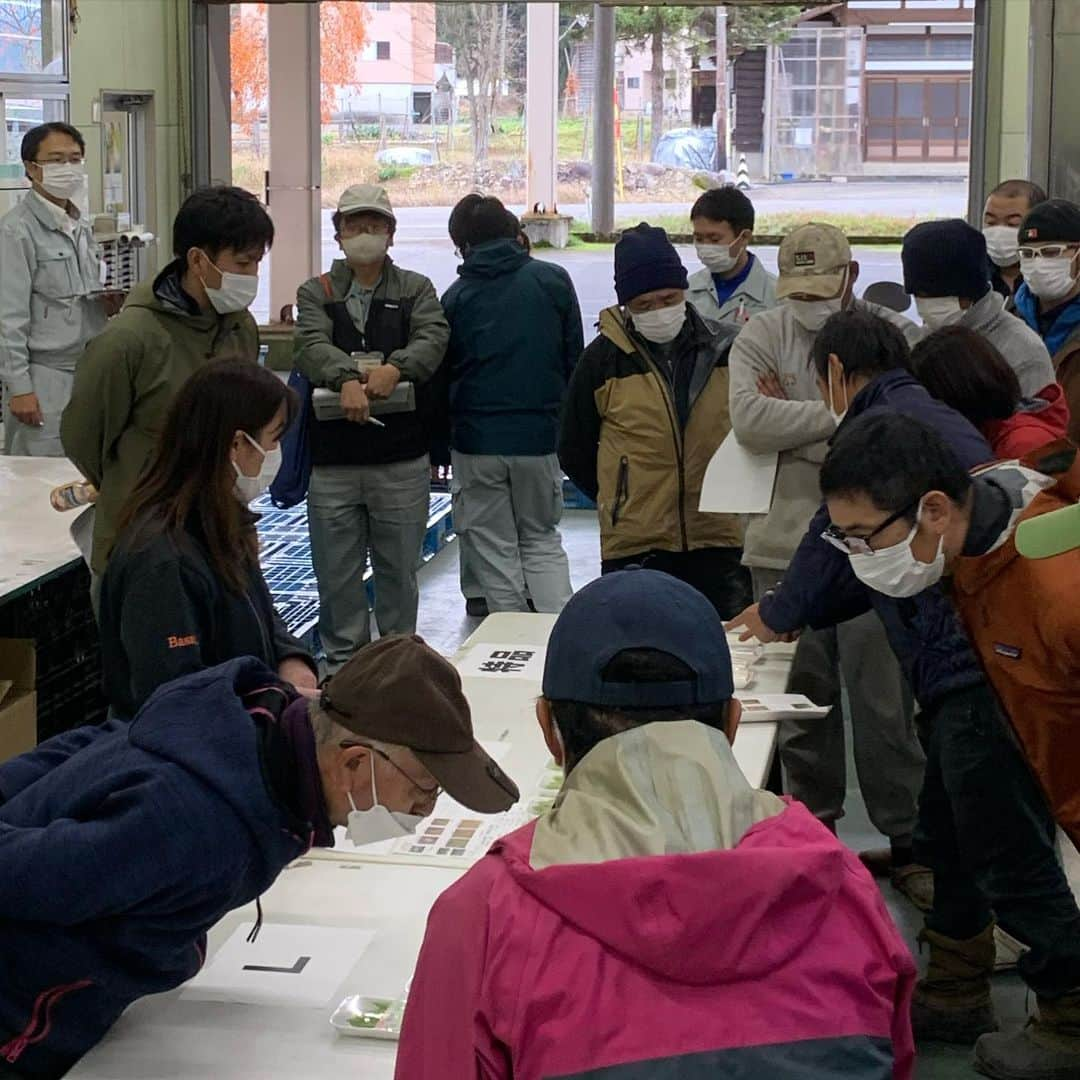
left=230, top=1, right=369, bottom=129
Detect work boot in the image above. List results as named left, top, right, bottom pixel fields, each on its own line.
left=974, top=989, right=1080, bottom=1079
left=912, top=923, right=999, bottom=1044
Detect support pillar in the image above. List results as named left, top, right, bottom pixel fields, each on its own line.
left=591, top=3, right=615, bottom=237
left=267, top=2, right=322, bottom=321
left=192, top=1, right=232, bottom=189
left=523, top=2, right=570, bottom=248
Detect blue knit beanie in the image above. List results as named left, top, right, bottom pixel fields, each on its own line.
left=902, top=219, right=990, bottom=300
left=614, top=223, right=688, bottom=305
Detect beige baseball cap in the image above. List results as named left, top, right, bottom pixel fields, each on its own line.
left=776, top=223, right=852, bottom=300
left=337, top=184, right=396, bottom=224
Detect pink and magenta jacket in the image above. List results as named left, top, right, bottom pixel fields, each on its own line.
left=397, top=724, right=915, bottom=1080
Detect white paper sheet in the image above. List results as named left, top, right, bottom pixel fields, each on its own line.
left=699, top=432, right=778, bottom=514
left=457, top=642, right=546, bottom=681
left=181, top=923, right=374, bottom=1007
left=69, top=506, right=95, bottom=568
left=734, top=693, right=830, bottom=723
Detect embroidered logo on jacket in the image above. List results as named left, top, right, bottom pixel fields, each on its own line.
left=168, top=634, right=199, bottom=649
left=993, top=642, right=1022, bottom=660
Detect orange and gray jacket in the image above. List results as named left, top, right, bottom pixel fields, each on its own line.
left=559, top=305, right=743, bottom=561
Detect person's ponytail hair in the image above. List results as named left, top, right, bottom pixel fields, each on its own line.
left=118, top=360, right=297, bottom=593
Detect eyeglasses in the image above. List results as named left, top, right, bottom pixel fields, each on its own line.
left=821, top=500, right=918, bottom=556
left=35, top=155, right=83, bottom=166
left=1018, top=244, right=1079, bottom=260
left=340, top=741, right=441, bottom=802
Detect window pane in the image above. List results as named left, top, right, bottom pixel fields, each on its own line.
left=376, top=41, right=390, bottom=60
left=867, top=37, right=929, bottom=61
left=897, top=82, right=924, bottom=118
left=0, top=0, right=65, bottom=76
left=928, top=35, right=972, bottom=60
left=819, top=58, right=845, bottom=87
left=868, top=81, right=894, bottom=118
left=930, top=81, right=956, bottom=116
left=784, top=59, right=816, bottom=85
left=2, top=95, right=65, bottom=164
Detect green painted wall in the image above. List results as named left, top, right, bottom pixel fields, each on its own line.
left=67, top=0, right=191, bottom=263
left=997, top=0, right=1030, bottom=181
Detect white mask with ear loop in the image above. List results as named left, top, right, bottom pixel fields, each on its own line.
left=346, top=752, right=426, bottom=846
left=232, top=431, right=282, bottom=504
left=847, top=500, right=946, bottom=599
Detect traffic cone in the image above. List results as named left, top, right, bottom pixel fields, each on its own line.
left=737, top=153, right=751, bottom=191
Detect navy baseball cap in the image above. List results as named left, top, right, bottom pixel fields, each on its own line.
left=541, top=568, right=734, bottom=708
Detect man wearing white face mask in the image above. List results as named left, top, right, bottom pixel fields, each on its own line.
left=902, top=219, right=1053, bottom=399
left=819, top=413, right=1080, bottom=1079
left=687, top=186, right=776, bottom=325
left=0, top=635, right=517, bottom=1077
left=983, top=178, right=1047, bottom=302
left=62, top=186, right=271, bottom=597
left=1013, top=199, right=1080, bottom=446
left=0, top=123, right=108, bottom=456
left=560, top=223, right=751, bottom=617
left=294, top=185, right=450, bottom=675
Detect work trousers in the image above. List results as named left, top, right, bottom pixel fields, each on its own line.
left=307, top=456, right=429, bottom=674
left=451, top=451, right=572, bottom=614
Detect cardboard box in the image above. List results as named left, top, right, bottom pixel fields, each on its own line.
left=0, top=639, right=36, bottom=764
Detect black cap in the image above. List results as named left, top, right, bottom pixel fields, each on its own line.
left=1019, top=199, right=1080, bottom=245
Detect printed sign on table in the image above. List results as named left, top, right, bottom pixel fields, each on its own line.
left=457, top=643, right=546, bottom=681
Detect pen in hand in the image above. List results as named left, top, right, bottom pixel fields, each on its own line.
left=367, top=417, right=386, bottom=428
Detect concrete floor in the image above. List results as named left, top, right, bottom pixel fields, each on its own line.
left=413, top=510, right=1048, bottom=1080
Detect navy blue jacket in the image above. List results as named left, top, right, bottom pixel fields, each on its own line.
left=0, top=659, right=310, bottom=1078
left=759, top=370, right=994, bottom=708
left=441, top=239, right=584, bottom=456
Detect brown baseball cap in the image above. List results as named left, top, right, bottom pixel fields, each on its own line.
left=320, top=634, right=519, bottom=813
left=776, top=223, right=852, bottom=300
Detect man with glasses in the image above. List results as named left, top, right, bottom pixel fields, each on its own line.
left=0, top=122, right=109, bottom=456
left=294, top=185, right=449, bottom=676
left=817, top=413, right=1080, bottom=1080
left=1013, top=199, right=1080, bottom=444
left=0, top=634, right=518, bottom=1077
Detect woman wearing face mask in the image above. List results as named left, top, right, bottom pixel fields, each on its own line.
left=1013, top=199, right=1080, bottom=445
left=99, top=360, right=317, bottom=719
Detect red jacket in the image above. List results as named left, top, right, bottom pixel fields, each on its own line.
left=983, top=383, right=1070, bottom=460
left=952, top=445, right=1080, bottom=851
left=396, top=801, right=915, bottom=1080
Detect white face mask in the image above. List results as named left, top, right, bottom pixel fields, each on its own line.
left=38, top=162, right=86, bottom=202
left=847, top=502, right=945, bottom=599
left=632, top=300, right=687, bottom=345
left=200, top=253, right=260, bottom=315
left=984, top=225, right=1020, bottom=269
left=346, top=753, right=425, bottom=846
left=915, top=296, right=966, bottom=331
left=826, top=363, right=848, bottom=426
left=788, top=296, right=844, bottom=334
left=233, top=431, right=282, bottom=504
left=1022, top=254, right=1079, bottom=303
left=695, top=237, right=744, bottom=275
left=342, top=233, right=389, bottom=266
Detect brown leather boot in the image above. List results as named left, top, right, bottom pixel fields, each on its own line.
left=911, top=923, right=999, bottom=1044
left=974, top=988, right=1080, bottom=1079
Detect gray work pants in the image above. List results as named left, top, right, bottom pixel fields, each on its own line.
left=451, top=451, right=572, bottom=614
left=751, top=567, right=923, bottom=845
left=3, top=364, right=73, bottom=456
left=307, top=456, right=430, bottom=675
